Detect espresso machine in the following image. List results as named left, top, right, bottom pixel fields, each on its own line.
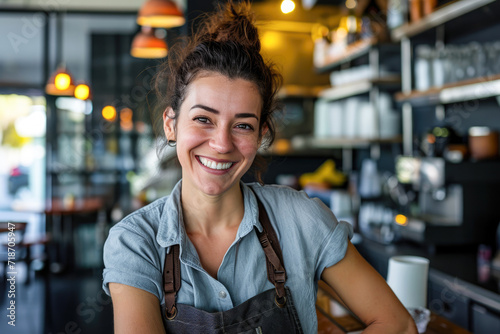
left=395, top=156, right=500, bottom=249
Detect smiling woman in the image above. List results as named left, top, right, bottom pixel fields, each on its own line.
left=163, top=74, right=263, bottom=197
left=102, top=1, right=417, bottom=334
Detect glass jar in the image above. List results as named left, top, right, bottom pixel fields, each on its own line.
left=432, top=48, right=445, bottom=88
left=415, top=45, right=433, bottom=91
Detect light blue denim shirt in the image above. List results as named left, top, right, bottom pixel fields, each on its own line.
left=103, top=180, right=353, bottom=333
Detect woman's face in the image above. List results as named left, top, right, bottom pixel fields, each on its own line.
left=164, top=73, right=264, bottom=197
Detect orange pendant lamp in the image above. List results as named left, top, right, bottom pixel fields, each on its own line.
left=45, top=13, right=77, bottom=96
left=131, top=26, right=168, bottom=59
left=45, top=64, right=75, bottom=96
left=137, top=0, right=185, bottom=28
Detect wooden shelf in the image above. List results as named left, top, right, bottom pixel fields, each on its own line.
left=318, top=76, right=401, bottom=101
left=277, top=85, right=328, bottom=99
left=395, top=74, right=500, bottom=106
left=391, top=0, right=495, bottom=41
left=315, top=38, right=376, bottom=73
left=305, top=136, right=402, bottom=149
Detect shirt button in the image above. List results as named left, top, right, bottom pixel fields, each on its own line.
left=219, top=291, right=227, bottom=299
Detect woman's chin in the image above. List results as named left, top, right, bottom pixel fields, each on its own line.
left=198, top=180, right=239, bottom=197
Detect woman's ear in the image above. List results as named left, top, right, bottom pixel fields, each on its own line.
left=163, top=107, right=176, bottom=142
left=259, top=124, right=269, bottom=143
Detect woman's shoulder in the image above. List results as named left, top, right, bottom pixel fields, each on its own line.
left=247, top=182, right=322, bottom=204
left=246, top=182, right=331, bottom=218
left=246, top=182, right=305, bottom=198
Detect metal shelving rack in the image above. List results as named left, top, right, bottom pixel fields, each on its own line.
left=311, top=41, right=402, bottom=171
left=395, top=74, right=500, bottom=106
left=394, top=0, right=499, bottom=156
left=391, top=0, right=496, bottom=42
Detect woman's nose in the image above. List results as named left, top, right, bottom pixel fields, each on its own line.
left=209, top=127, right=234, bottom=153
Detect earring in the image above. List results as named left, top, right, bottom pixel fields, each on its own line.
left=167, top=139, right=177, bottom=147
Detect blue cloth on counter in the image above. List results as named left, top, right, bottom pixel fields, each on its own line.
left=102, top=180, right=353, bottom=334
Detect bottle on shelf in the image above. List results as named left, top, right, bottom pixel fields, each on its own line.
left=423, top=0, right=437, bottom=16
left=414, top=45, right=432, bottom=91
left=387, top=0, right=409, bottom=29
left=344, top=9, right=360, bottom=45
left=410, top=0, right=423, bottom=22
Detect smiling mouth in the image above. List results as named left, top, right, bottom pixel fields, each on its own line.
left=198, top=156, right=234, bottom=170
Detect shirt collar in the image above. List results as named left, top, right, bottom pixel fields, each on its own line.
left=238, top=182, right=264, bottom=237
left=156, top=180, right=263, bottom=249
left=157, top=180, right=185, bottom=249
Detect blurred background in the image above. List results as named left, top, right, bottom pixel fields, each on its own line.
left=1, top=0, right=500, bottom=333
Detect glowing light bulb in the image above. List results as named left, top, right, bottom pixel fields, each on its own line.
left=281, top=0, right=295, bottom=14
left=102, top=105, right=116, bottom=121
left=55, top=73, right=71, bottom=90
left=346, top=0, right=357, bottom=9
left=395, top=214, right=408, bottom=226
left=74, top=84, right=90, bottom=100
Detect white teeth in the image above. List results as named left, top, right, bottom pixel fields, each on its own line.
left=199, top=157, right=233, bottom=170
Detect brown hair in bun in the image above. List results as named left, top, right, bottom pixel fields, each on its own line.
left=154, top=0, right=282, bottom=183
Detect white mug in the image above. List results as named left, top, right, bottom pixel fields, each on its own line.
left=387, top=256, right=430, bottom=309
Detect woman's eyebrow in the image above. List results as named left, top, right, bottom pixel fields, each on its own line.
left=191, top=104, right=219, bottom=114
left=190, top=104, right=258, bottom=120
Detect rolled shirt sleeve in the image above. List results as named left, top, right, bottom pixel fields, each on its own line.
left=288, top=195, right=353, bottom=282
left=102, top=223, right=164, bottom=302
left=315, top=215, right=354, bottom=281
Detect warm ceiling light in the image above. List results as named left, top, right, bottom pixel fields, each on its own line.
left=346, top=0, right=357, bottom=9
left=74, top=83, right=91, bottom=100
left=131, top=26, right=168, bottom=59
left=395, top=214, right=408, bottom=226
left=137, top=0, right=185, bottom=28
left=281, top=0, right=295, bottom=14
left=45, top=65, right=75, bottom=96
left=55, top=73, right=71, bottom=90
left=102, top=105, right=117, bottom=121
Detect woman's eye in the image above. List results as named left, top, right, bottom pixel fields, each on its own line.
left=236, top=124, right=254, bottom=131
left=194, top=117, right=210, bottom=124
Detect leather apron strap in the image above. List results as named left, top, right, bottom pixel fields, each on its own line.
left=163, top=187, right=288, bottom=317
left=163, top=244, right=180, bottom=319
left=250, top=188, right=288, bottom=303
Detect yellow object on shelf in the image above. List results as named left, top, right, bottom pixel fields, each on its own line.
left=299, top=159, right=346, bottom=189
left=273, top=139, right=291, bottom=155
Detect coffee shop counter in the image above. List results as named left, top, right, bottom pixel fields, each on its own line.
left=354, top=236, right=500, bottom=332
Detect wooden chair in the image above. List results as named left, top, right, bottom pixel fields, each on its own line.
left=0, top=221, right=50, bottom=284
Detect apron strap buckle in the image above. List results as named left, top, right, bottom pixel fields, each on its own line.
left=274, top=294, right=287, bottom=308
left=274, top=270, right=286, bottom=284
left=259, top=235, right=270, bottom=248
left=165, top=305, right=178, bottom=320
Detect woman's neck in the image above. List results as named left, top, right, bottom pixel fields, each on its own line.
left=180, top=182, right=245, bottom=237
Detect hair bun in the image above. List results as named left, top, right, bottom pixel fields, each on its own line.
left=200, top=1, right=260, bottom=52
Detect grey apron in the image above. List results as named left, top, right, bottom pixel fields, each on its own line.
left=161, top=191, right=304, bottom=333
